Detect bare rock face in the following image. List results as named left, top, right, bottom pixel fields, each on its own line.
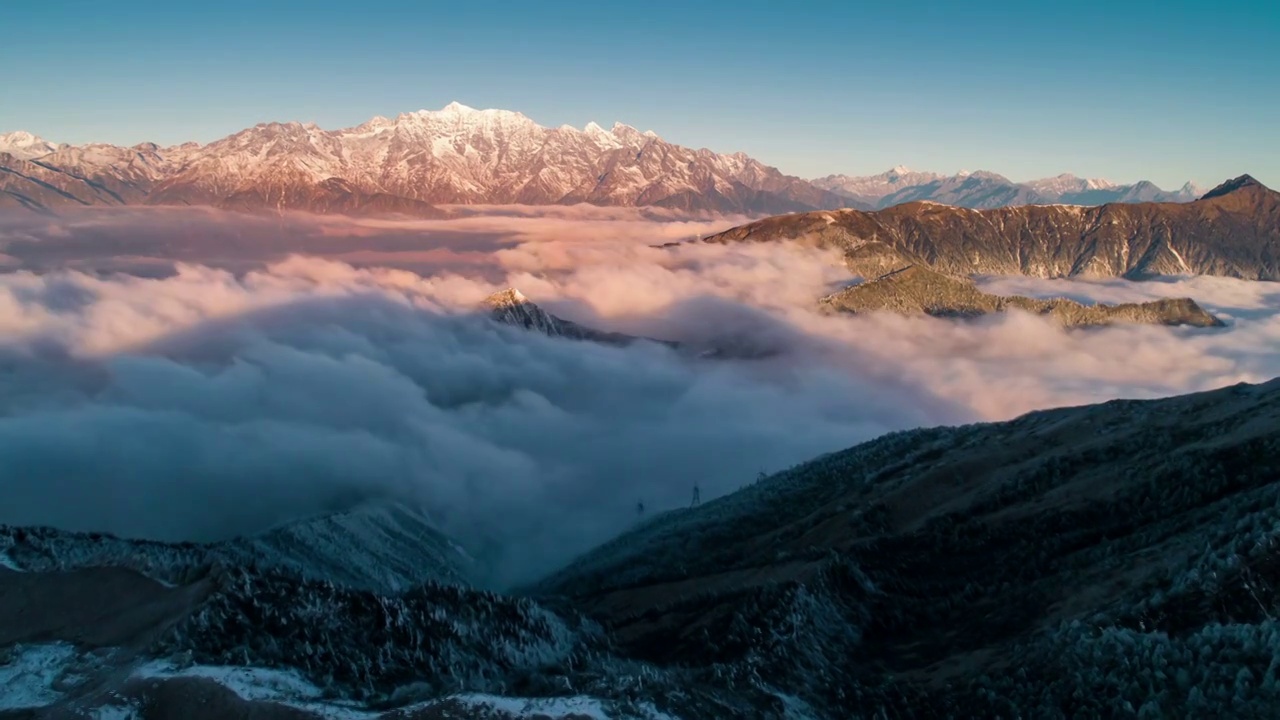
left=482, top=288, right=780, bottom=359
left=822, top=265, right=1225, bottom=328
left=0, top=103, right=852, bottom=216
left=703, top=175, right=1280, bottom=280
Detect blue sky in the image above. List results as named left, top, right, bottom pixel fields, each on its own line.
left=3, top=0, right=1276, bottom=189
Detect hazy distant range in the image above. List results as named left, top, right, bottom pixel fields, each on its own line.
left=0, top=103, right=1202, bottom=219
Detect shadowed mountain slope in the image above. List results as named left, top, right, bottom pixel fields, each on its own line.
left=534, top=377, right=1280, bottom=716
left=4, top=376, right=1280, bottom=717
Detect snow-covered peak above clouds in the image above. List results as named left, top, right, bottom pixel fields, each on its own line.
left=0, top=130, right=59, bottom=159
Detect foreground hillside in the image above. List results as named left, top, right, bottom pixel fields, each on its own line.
left=3, top=377, right=1280, bottom=717
left=536, top=377, right=1280, bottom=717
left=703, top=175, right=1280, bottom=280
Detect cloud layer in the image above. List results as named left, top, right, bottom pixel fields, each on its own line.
left=1, top=207, right=1277, bottom=586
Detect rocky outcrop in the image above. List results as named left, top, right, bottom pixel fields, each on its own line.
left=822, top=264, right=1225, bottom=328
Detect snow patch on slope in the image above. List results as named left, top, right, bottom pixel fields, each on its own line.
left=0, top=548, right=22, bottom=571
left=89, top=702, right=143, bottom=720
left=0, top=130, right=59, bottom=160
left=136, top=662, right=371, bottom=718
left=132, top=661, right=657, bottom=719
left=453, top=693, right=612, bottom=718
left=0, top=642, right=79, bottom=710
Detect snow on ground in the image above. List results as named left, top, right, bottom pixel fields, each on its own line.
left=135, top=662, right=372, bottom=719
left=452, top=693, right=612, bottom=719
left=0, top=642, right=78, bottom=710
left=90, top=702, right=142, bottom=720
left=0, top=549, right=22, bottom=571
left=133, top=662, right=637, bottom=719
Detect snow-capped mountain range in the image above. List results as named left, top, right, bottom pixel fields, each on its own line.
left=3, top=105, right=1202, bottom=217
left=813, top=166, right=1202, bottom=209
left=0, top=103, right=846, bottom=216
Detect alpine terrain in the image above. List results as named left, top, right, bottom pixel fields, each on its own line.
left=3, top=375, right=1279, bottom=718
left=0, top=104, right=851, bottom=216
left=702, top=175, right=1280, bottom=280
left=0, top=109, right=1211, bottom=219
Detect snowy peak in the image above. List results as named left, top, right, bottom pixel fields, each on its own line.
left=811, top=167, right=946, bottom=204
left=1025, top=173, right=1119, bottom=195
left=484, top=288, right=573, bottom=337
left=403, top=102, right=534, bottom=126
left=963, top=169, right=1010, bottom=182
left=0, top=130, right=59, bottom=160
left=482, top=287, right=635, bottom=344
left=484, top=287, right=531, bottom=311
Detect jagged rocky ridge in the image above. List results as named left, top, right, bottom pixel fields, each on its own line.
left=822, top=265, right=1225, bottom=328
left=4, top=377, right=1280, bottom=717
left=484, top=287, right=778, bottom=359
left=702, top=175, right=1280, bottom=280
left=0, top=104, right=851, bottom=216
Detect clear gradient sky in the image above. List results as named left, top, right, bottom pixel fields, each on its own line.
left=3, top=0, right=1277, bottom=189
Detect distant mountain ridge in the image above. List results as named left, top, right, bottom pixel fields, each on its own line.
left=2, top=110, right=1215, bottom=218
left=814, top=166, right=1202, bottom=209
left=0, top=103, right=852, bottom=216
left=703, top=175, right=1280, bottom=280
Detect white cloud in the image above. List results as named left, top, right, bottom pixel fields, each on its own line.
left=0, top=207, right=1275, bottom=586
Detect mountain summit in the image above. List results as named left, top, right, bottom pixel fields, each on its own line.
left=0, top=130, right=59, bottom=160
left=1201, top=173, right=1264, bottom=200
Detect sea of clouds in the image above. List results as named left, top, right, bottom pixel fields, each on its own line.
left=1, top=206, right=1277, bottom=585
